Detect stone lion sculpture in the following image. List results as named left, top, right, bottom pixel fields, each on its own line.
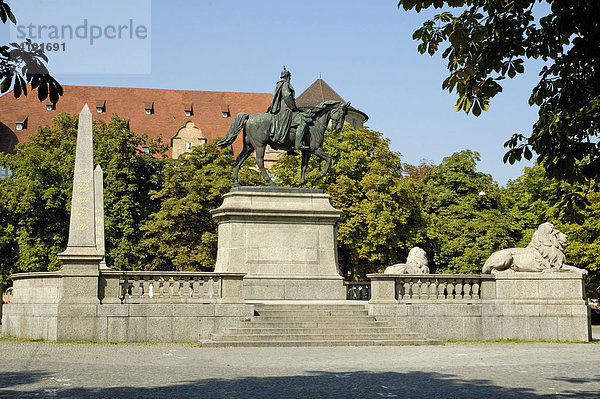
left=482, top=222, right=586, bottom=274
left=384, top=247, right=429, bottom=274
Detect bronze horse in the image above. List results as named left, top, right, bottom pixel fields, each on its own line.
left=217, top=100, right=349, bottom=187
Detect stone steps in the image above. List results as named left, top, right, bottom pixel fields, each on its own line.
left=224, top=327, right=410, bottom=334
left=249, top=315, right=380, bottom=323
left=242, top=321, right=392, bottom=328
left=212, top=332, right=426, bottom=341
left=205, top=303, right=443, bottom=347
left=252, top=310, right=372, bottom=317
left=203, top=339, right=442, bottom=347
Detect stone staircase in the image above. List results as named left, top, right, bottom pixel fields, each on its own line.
left=203, top=303, right=443, bottom=347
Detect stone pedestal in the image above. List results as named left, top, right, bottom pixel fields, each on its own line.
left=210, top=187, right=345, bottom=300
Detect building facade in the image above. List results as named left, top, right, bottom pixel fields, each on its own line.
left=0, top=79, right=368, bottom=164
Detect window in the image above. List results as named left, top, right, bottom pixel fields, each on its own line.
left=15, top=116, right=27, bottom=131
left=46, top=104, right=55, bottom=111
left=144, top=102, right=154, bottom=115
left=221, top=104, right=230, bottom=118
left=0, top=166, right=12, bottom=178
left=184, top=103, right=193, bottom=117
left=96, top=100, right=106, bottom=114
left=142, top=146, right=150, bottom=154
left=186, top=142, right=193, bottom=150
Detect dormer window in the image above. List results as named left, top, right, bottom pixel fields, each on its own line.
left=221, top=104, right=230, bottom=118
left=15, top=116, right=27, bottom=131
left=144, top=102, right=154, bottom=115
left=184, top=103, right=193, bottom=117
left=96, top=100, right=106, bottom=114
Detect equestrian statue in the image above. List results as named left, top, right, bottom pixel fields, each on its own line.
left=217, top=67, right=349, bottom=187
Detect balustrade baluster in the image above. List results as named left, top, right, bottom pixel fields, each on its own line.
left=421, top=279, right=430, bottom=299
left=166, top=277, right=173, bottom=298
left=131, top=277, right=141, bottom=298
left=464, top=280, right=472, bottom=300
left=162, top=277, right=169, bottom=297
left=157, top=278, right=165, bottom=298
left=416, top=279, right=424, bottom=299
left=446, top=282, right=455, bottom=299
left=181, top=277, right=191, bottom=298
left=438, top=282, right=446, bottom=299
left=142, top=279, right=150, bottom=299
left=175, top=277, right=183, bottom=297
left=472, top=280, right=480, bottom=299
left=455, top=279, right=463, bottom=299
left=430, top=279, right=438, bottom=299
left=207, top=277, right=215, bottom=299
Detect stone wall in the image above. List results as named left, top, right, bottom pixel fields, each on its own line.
left=2, top=270, right=591, bottom=343
left=1, top=272, right=61, bottom=341
left=2, top=271, right=253, bottom=343
left=368, top=272, right=591, bottom=342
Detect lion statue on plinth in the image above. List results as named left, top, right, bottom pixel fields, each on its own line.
left=482, top=222, right=586, bottom=274
left=384, top=247, right=429, bottom=274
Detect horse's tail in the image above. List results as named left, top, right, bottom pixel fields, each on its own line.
left=217, top=113, right=249, bottom=148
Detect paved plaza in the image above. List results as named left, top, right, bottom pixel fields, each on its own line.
left=0, top=326, right=598, bottom=398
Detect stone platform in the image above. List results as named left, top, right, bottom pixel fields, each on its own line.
left=210, top=187, right=346, bottom=300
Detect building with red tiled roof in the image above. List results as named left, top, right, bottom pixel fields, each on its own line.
left=0, top=85, right=272, bottom=157
left=0, top=79, right=368, bottom=163
left=296, top=78, right=368, bottom=129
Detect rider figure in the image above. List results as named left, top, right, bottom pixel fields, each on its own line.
left=267, top=67, right=309, bottom=154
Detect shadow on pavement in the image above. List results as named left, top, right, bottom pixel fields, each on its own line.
left=1, top=370, right=599, bottom=398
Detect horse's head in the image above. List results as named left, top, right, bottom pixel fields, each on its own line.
left=329, top=101, right=350, bottom=132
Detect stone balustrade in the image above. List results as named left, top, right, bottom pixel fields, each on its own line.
left=345, top=282, right=371, bottom=300
left=368, top=274, right=496, bottom=303
left=99, top=271, right=246, bottom=304
left=367, top=272, right=590, bottom=341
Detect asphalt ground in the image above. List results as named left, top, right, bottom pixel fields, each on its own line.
left=0, top=326, right=598, bottom=399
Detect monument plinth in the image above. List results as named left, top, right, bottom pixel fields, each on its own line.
left=211, top=186, right=346, bottom=300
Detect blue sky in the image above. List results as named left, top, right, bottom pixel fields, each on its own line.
left=2, top=0, right=543, bottom=185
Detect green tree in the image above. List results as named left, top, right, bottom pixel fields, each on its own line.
left=398, top=1, right=600, bottom=187
left=140, top=141, right=262, bottom=271
left=272, top=125, right=424, bottom=280
left=0, top=113, right=166, bottom=285
left=503, top=164, right=600, bottom=295
left=0, top=1, right=63, bottom=103
left=565, top=191, right=600, bottom=297
left=502, top=164, right=573, bottom=245
left=419, top=150, right=516, bottom=274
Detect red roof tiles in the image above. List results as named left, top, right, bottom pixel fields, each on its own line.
left=0, top=85, right=273, bottom=155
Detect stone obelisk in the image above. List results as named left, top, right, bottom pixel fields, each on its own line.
left=94, top=164, right=109, bottom=269
left=58, top=104, right=103, bottom=306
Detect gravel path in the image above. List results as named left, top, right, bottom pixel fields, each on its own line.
left=1, top=329, right=599, bottom=398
